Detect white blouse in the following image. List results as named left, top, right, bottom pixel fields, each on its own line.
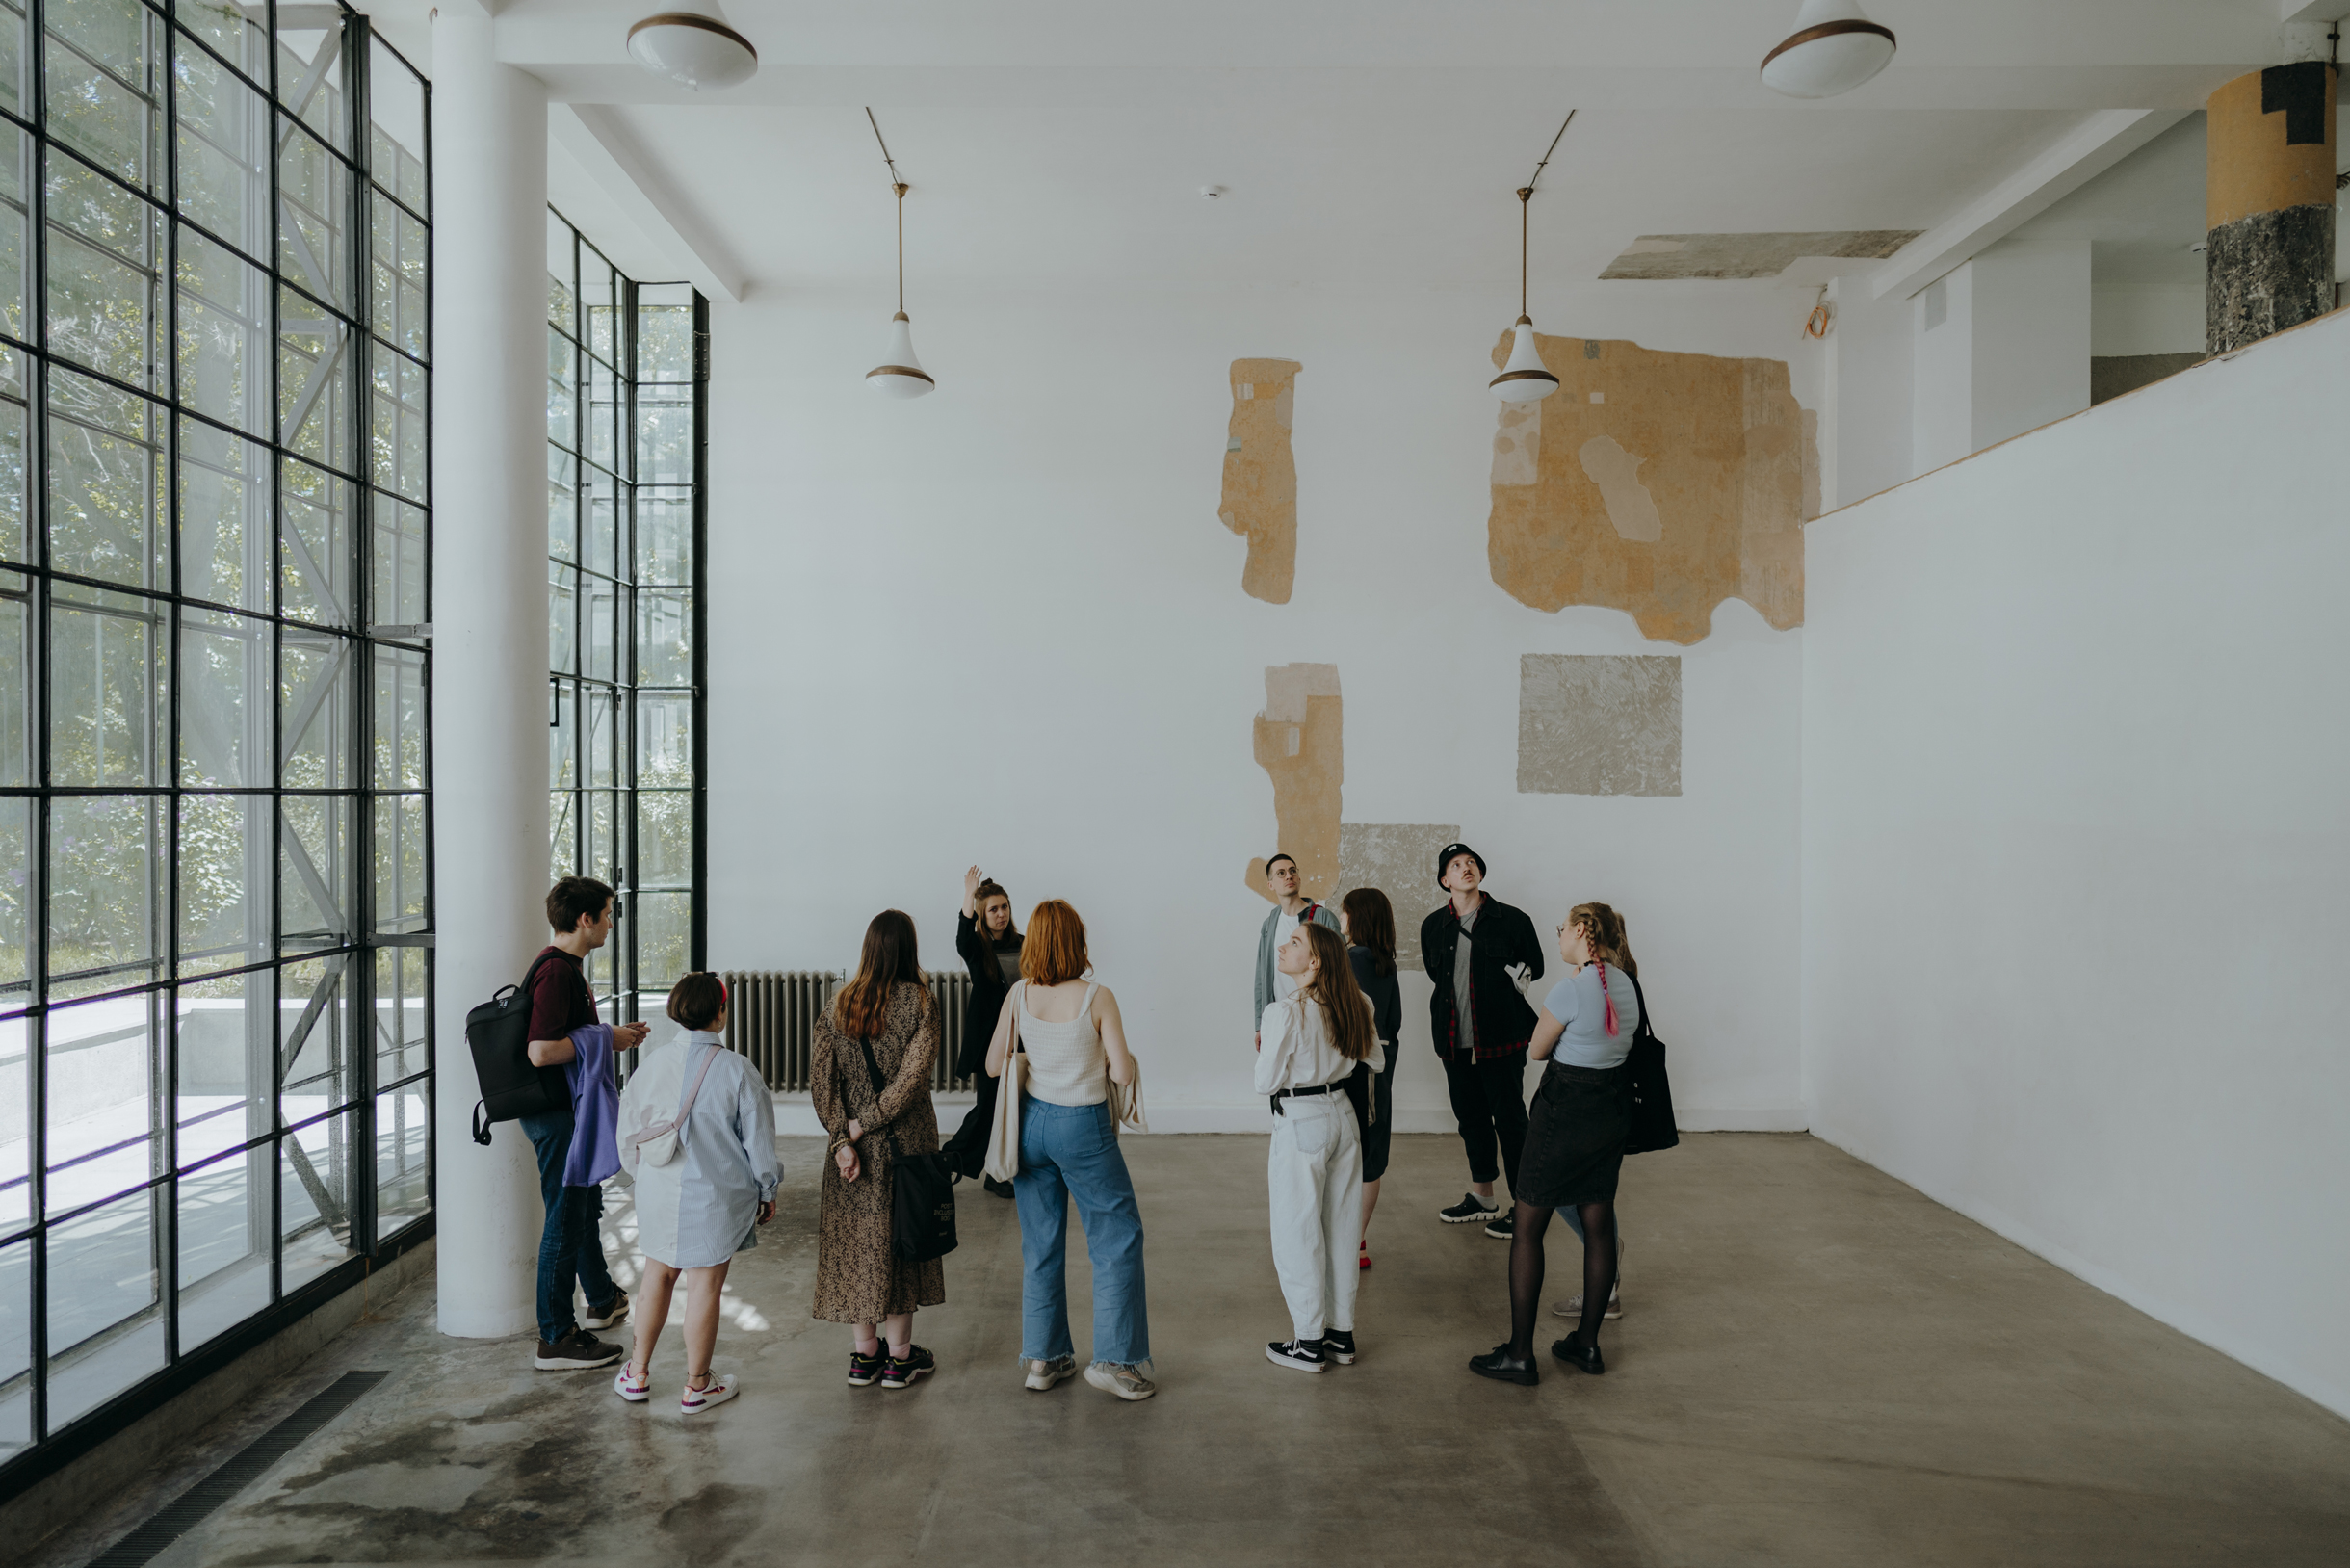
left=1255, top=996, right=1386, bottom=1096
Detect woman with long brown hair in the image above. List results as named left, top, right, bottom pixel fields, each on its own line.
left=1470, top=902, right=1639, bottom=1387
left=1257, top=921, right=1384, bottom=1372
left=1340, top=887, right=1402, bottom=1269
left=812, top=910, right=946, bottom=1391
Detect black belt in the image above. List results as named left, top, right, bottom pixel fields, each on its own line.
left=1269, top=1083, right=1338, bottom=1115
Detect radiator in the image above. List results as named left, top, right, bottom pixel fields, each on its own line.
left=722, top=970, right=974, bottom=1094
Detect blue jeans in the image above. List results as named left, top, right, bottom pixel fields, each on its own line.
left=1014, top=1099, right=1150, bottom=1365
left=521, top=1107, right=617, bottom=1345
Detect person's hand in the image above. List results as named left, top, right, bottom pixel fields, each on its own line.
left=616, top=1021, right=650, bottom=1048
left=1254, top=1032, right=1261, bottom=1052
left=964, top=865, right=982, bottom=898
left=1504, top=962, right=1532, bottom=998
left=834, top=1143, right=861, bottom=1183
left=757, top=1199, right=775, bottom=1225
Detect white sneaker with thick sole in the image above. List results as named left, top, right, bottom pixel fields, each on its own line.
left=679, top=1372, right=739, bottom=1414
left=613, top=1365, right=651, bottom=1402
left=1025, top=1355, right=1077, bottom=1391
left=1084, top=1361, right=1158, bottom=1400
left=1553, top=1280, right=1624, bottom=1320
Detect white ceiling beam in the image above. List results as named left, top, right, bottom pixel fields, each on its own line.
left=1868, top=108, right=2193, bottom=301
left=548, top=102, right=747, bottom=302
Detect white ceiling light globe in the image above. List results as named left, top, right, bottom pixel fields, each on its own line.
left=866, top=313, right=935, bottom=399
left=1490, top=319, right=1559, bottom=404
left=1760, top=0, right=1896, bottom=100
left=626, top=11, right=759, bottom=91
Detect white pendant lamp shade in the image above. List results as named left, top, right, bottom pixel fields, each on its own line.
left=1760, top=0, right=1895, bottom=99
left=626, top=11, right=759, bottom=91
left=866, top=312, right=934, bottom=399
left=1491, top=318, right=1558, bottom=403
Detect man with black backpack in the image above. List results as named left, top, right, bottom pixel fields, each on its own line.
left=519, top=876, right=648, bottom=1371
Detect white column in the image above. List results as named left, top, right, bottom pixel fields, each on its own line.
left=431, top=5, right=551, bottom=1339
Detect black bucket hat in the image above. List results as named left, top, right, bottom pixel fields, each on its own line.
left=1436, top=842, right=1487, bottom=886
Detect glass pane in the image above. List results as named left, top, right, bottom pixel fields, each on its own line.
left=0, top=1016, right=27, bottom=1234
left=636, top=890, right=689, bottom=991
left=548, top=790, right=575, bottom=884
left=48, top=580, right=165, bottom=786
left=0, top=348, right=27, bottom=563
left=277, top=955, right=349, bottom=1124
left=587, top=355, right=618, bottom=475
left=376, top=1079, right=428, bottom=1234
left=45, top=795, right=161, bottom=996
left=548, top=562, right=576, bottom=673
left=0, top=124, right=28, bottom=346
left=545, top=447, right=574, bottom=562
left=637, top=488, right=691, bottom=585
left=177, top=606, right=264, bottom=787
left=368, top=348, right=424, bottom=503
left=178, top=417, right=271, bottom=611
left=0, top=0, right=26, bottom=120
left=368, top=190, right=426, bottom=360
left=373, top=645, right=423, bottom=789
left=636, top=691, right=690, bottom=780
left=370, top=492, right=425, bottom=629
left=549, top=677, right=574, bottom=787
left=546, top=326, right=576, bottom=451
left=277, top=120, right=350, bottom=309
left=177, top=793, right=268, bottom=976
left=280, top=1108, right=357, bottom=1292
left=173, top=0, right=271, bottom=84
left=0, top=799, right=25, bottom=1005
left=585, top=789, right=616, bottom=882
left=43, top=992, right=159, bottom=1212
left=373, top=947, right=425, bottom=1084
left=546, top=210, right=573, bottom=332
left=46, top=148, right=166, bottom=391
left=47, top=366, right=168, bottom=591
left=0, top=1237, right=27, bottom=1454
left=177, top=1141, right=270, bottom=1349
left=278, top=289, right=351, bottom=473
left=274, top=13, right=348, bottom=154
left=587, top=688, right=616, bottom=788
left=368, top=39, right=426, bottom=213
left=637, top=790, right=691, bottom=888
left=586, top=575, right=618, bottom=685
left=582, top=249, right=615, bottom=363
left=373, top=794, right=424, bottom=934
left=0, top=565, right=28, bottom=782
left=637, top=291, right=692, bottom=380
left=279, top=457, right=352, bottom=626
left=279, top=627, right=353, bottom=789
left=278, top=793, right=348, bottom=951
left=173, top=31, right=271, bottom=259
left=636, top=588, right=690, bottom=687
left=635, top=383, right=692, bottom=484
left=46, top=1184, right=166, bottom=1425
left=586, top=465, right=618, bottom=578
left=176, top=972, right=270, bottom=1168
left=175, top=226, right=271, bottom=436
left=44, top=0, right=165, bottom=194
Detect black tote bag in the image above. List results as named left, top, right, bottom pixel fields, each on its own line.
left=857, top=1037, right=960, bottom=1262
left=1621, top=974, right=1680, bottom=1156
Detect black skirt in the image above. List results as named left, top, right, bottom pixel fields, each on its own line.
left=1517, top=1061, right=1629, bottom=1210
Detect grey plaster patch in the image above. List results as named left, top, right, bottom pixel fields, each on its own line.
left=1599, top=230, right=1921, bottom=280
left=1518, top=655, right=1681, bottom=796
left=1337, top=823, right=1460, bottom=970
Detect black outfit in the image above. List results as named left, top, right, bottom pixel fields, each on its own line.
left=1518, top=1062, right=1629, bottom=1209
left=1419, top=896, right=1545, bottom=1195
left=942, top=913, right=1023, bottom=1182
left=1346, top=945, right=1402, bottom=1184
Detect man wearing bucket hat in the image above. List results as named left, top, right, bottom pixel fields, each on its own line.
left=1419, top=842, right=1545, bottom=1239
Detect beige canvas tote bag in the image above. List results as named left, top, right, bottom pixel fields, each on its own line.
left=982, top=982, right=1028, bottom=1183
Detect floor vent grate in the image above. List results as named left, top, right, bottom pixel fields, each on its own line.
left=85, top=1371, right=390, bottom=1568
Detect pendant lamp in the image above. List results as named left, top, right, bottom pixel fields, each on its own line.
left=864, top=111, right=936, bottom=399
left=625, top=8, right=758, bottom=91
left=1760, top=0, right=1896, bottom=99
left=1491, top=185, right=1558, bottom=405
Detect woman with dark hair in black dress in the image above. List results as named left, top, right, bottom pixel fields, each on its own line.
left=1340, top=887, right=1402, bottom=1269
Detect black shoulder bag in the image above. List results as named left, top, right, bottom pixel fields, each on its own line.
left=1621, top=974, right=1680, bottom=1156
left=855, top=1035, right=960, bottom=1262
left=464, top=950, right=567, bottom=1146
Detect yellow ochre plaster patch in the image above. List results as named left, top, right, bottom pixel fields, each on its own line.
left=1218, top=359, right=1303, bottom=604
left=1244, top=663, right=1342, bottom=904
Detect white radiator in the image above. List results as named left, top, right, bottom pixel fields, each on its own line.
left=721, top=970, right=974, bottom=1092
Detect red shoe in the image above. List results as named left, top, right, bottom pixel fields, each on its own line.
left=1359, top=1240, right=1371, bottom=1270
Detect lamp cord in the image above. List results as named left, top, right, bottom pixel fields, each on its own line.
left=1516, top=110, right=1575, bottom=320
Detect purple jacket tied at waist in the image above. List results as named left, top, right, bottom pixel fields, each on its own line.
left=563, top=1023, right=622, bottom=1187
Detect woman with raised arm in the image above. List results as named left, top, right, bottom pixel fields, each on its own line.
left=951, top=865, right=1022, bottom=1198
left=812, top=910, right=947, bottom=1392
left=1340, top=887, right=1402, bottom=1270
left=984, top=899, right=1155, bottom=1401
left=1470, top=902, right=1639, bottom=1387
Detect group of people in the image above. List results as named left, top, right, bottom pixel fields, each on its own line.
left=505, top=840, right=1654, bottom=1414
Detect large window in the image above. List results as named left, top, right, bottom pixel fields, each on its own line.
left=545, top=210, right=702, bottom=1028
left=0, top=1, right=431, bottom=1484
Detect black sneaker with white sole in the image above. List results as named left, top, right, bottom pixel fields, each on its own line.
left=1266, top=1339, right=1327, bottom=1373
left=880, top=1346, right=936, bottom=1389
left=1318, top=1330, right=1357, bottom=1365
left=1484, top=1213, right=1514, bottom=1240
left=582, top=1289, right=629, bottom=1330
left=534, top=1329, right=622, bottom=1371
left=1438, top=1193, right=1501, bottom=1225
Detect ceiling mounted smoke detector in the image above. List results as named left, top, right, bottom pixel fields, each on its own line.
left=627, top=9, right=758, bottom=91
left=1761, top=0, right=1896, bottom=99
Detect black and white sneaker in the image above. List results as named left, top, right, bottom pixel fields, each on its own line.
left=1266, top=1339, right=1326, bottom=1373
left=533, top=1329, right=622, bottom=1371
left=880, top=1346, right=936, bottom=1390
left=582, top=1289, right=629, bottom=1330
left=1484, top=1213, right=1515, bottom=1240
left=1439, top=1192, right=1500, bottom=1224
left=1318, top=1330, right=1357, bottom=1365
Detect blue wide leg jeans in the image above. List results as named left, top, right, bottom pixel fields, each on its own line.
left=1013, top=1098, right=1150, bottom=1366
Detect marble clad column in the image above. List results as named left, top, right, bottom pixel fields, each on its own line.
left=431, top=5, right=552, bottom=1338
left=2204, top=61, right=2338, bottom=355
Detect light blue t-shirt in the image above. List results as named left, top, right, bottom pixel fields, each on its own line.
left=1541, top=964, right=1640, bottom=1070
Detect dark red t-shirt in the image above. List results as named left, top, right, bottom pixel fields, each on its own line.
left=526, top=947, right=599, bottom=1107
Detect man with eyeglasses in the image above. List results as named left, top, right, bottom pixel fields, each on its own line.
left=521, top=875, right=650, bottom=1371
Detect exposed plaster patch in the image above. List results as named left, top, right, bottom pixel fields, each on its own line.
left=1245, top=663, right=1343, bottom=903
left=1217, top=358, right=1303, bottom=603
left=1517, top=655, right=1682, bottom=797
left=1577, top=435, right=1663, bottom=542
left=1598, top=230, right=1920, bottom=281
left=1337, top=823, right=1460, bottom=971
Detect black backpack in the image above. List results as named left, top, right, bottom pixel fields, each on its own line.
left=466, top=950, right=568, bottom=1145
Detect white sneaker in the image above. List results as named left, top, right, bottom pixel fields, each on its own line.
left=679, top=1372, right=739, bottom=1414
left=613, top=1364, right=651, bottom=1402
left=1084, top=1361, right=1158, bottom=1400
left=1553, top=1279, right=1623, bottom=1320
left=1024, top=1355, right=1077, bottom=1391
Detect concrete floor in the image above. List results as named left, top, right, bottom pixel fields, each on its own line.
left=33, top=1133, right=2350, bottom=1568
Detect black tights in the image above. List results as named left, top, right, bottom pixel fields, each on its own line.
left=1507, top=1199, right=1615, bottom=1358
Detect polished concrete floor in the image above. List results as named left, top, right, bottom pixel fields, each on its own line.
left=34, top=1133, right=2350, bottom=1567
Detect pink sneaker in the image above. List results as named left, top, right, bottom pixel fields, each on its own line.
left=613, top=1364, right=650, bottom=1402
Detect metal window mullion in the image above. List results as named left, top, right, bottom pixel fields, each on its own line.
left=690, top=291, right=707, bottom=977
left=344, top=7, right=376, bottom=1256
left=161, top=5, right=181, bottom=1366
left=26, top=0, right=50, bottom=1447
left=264, top=0, right=286, bottom=1305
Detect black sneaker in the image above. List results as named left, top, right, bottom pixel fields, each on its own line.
left=1484, top=1213, right=1515, bottom=1240
left=1318, top=1330, right=1357, bottom=1365
left=534, top=1329, right=622, bottom=1371
left=582, top=1289, right=630, bottom=1330
left=1439, top=1192, right=1500, bottom=1225
left=1468, top=1343, right=1539, bottom=1385
left=1266, top=1339, right=1326, bottom=1373
left=880, top=1346, right=936, bottom=1389
left=846, top=1349, right=884, bottom=1387
left=983, top=1176, right=1016, bottom=1200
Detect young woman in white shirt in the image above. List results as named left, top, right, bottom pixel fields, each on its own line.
left=1257, top=921, right=1384, bottom=1372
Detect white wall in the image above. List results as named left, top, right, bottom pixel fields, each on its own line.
left=705, top=280, right=1813, bottom=1131
left=1821, top=274, right=1913, bottom=510
left=1970, top=238, right=2090, bottom=448
left=1802, top=308, right=2350, bottom=1419
left=1911, top=263, right=1974, bottom=475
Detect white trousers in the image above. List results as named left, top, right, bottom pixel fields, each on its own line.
left=1266, top=1093, right=1364, bottom=1341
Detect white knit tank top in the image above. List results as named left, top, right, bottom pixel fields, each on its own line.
left=1016, top=980, right=1108, bottom=1106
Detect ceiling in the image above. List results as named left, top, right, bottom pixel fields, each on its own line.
left=367, top=1, right=2337, bottom=297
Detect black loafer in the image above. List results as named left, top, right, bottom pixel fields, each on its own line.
left=1468, top=1344, right=1538, bottom=1385
left=1551, top=1332, right=1606, bottom=1375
